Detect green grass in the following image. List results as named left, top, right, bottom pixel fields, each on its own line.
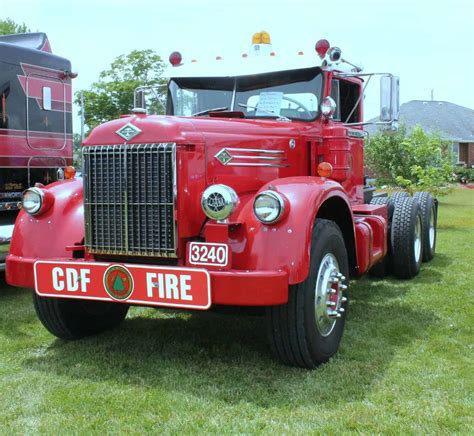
left=1, top=189, right=473, bottom=433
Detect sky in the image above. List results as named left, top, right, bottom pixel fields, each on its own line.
left=3, top=0, right=474, bottom=133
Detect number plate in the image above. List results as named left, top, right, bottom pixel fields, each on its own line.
left=187, top=242, right=230, bottom=268
left=34, top=261, right=211, bottom=310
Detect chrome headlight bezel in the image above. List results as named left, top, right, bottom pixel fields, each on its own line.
left=201, top=184, right=238, bottom=221
left=22, top=187, right=44, bottom=216
left=253, top=190, right=285, bottom=224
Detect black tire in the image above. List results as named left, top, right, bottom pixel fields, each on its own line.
left=390, top=197, right=423, bottom=279
left=33, top=294, right=129, bottom=340
left=266, top=219, right=349, bottom=368
left=391, top=191, right=410, bottom=202
left=369, top=196, right=393, bottom=277
left=413, top=192, right=437, bottom=262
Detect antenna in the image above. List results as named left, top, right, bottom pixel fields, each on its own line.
left=431, top=89, right=434, bottom=101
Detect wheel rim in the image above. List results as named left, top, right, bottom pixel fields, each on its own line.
left=414, top=215, right=422, bottom=263
left=314, top=253, right=346, bottom=337
left=429, top=207, right=435, bottom=249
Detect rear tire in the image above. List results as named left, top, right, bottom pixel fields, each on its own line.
left=391, top=191, right=410, bottom=202
left=33, top=294, right=129, bottom=340
left=266, top=219, right=349, bottom=368
left=390, top=197, right=423, bottom=279
left=413, top=191, right=437, bottom=262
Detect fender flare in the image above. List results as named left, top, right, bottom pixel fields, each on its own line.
left=230, top=176, right=355, bottom=284
left=8, top=178, right=85, bottom=260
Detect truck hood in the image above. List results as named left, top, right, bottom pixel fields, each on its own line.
left=83, top=114, right=306, bottom=147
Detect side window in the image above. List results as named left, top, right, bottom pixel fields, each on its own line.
left=330, top=79, right=341, bottom=121
left=338, top=79, right=361, bottom=123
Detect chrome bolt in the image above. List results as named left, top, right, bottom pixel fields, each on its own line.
left=326, top=301, right=336, bottom=307
left=328, top=310, right=341, bottom=319
left=338, top=307, right=345, bottom=313
left=327, top=288, right=337, bottom=294
left=331, top=277, right=340, bottom=284
left=341, top=296, right=348, bottom=303
left=340, top=284, right=348, bottom=291
left=336, top=273, right=346, bottom=281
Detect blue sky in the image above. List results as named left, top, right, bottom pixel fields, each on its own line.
left=4, top=0, right=473, bottom=132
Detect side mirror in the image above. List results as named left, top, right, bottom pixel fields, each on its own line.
left=380, top=75, right=399, bottom=123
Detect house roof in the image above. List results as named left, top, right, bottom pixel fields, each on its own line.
left=367, top=100, right=474, bottom=142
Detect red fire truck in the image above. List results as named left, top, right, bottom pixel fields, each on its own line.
left=6, top=34, right=437, bottom=368
left=0, top=32, right=74, bottom=270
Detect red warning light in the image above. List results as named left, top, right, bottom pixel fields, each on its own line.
left=315, top=39, right=330, bottom=58
left=169, top=51, right=182, bottom=66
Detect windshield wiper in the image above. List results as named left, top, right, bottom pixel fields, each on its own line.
left=237, top=103, right=290, bottom=122
left=192, top=106, right=229, bottom=117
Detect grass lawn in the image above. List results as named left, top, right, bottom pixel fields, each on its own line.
left=0, top=188, right=472, bottom=433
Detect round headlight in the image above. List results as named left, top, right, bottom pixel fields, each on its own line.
left=201, top=184, right=238, bottom=221
left=22, top=188, right=44, bottom=215
left=254, top=191, right=285, bottom=224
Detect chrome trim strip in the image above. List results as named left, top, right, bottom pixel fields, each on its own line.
left=231, top=155, right=286, bottom=161
left=226, top=162, right=289, bottom=168
left=224, top=148, right=285, bottom=154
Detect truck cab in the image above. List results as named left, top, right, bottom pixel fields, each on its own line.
left=7, top=35, right=435, bottom=369
left=0, top=33, right=74, bottom=270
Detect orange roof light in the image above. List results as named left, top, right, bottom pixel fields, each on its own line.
left=64, top=166, right=76, bottom=179
left=317, top=162, right=333, bottom=178
left=252, top=31, right=271, bottom=44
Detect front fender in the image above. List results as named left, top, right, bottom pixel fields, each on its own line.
left=8, top=178, right=84, bottom=260
left=230, top=176, right=352, bottom=284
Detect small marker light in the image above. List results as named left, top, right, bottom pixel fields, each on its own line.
left=216, top=56, right=223, bottom=60
left=315, top=39, right=330, bottom=58
left=64, top=166, right=76, bottom=179
left=317, top=162, right=333, bottom=178
left=297, top=50, right=304, bottom=55
left=169, top=51, right=182, bottom=66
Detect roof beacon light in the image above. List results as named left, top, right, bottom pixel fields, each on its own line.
left=169, top=51, right=182, bottom=66
left=250, top=31, right=273, bottom=57
left=315, top=39, right=330, bottom=58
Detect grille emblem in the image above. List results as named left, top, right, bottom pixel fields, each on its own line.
left=115, top=123, right=142, bottom=141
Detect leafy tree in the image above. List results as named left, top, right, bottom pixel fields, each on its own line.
left=75, top=50, right=166, bottom=132
left=365, top=124, right=455, bottom=196
left=0, top=18, right=30, bottom=35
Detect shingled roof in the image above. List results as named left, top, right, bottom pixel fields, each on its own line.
left=366, top=100, right=474, bottom=142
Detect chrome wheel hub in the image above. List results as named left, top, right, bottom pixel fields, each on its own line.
left=314, top=253, right=347, bottom=337
left=429, top=207, right=435, bottom=249
left=414, top=215, right=422, bottom=263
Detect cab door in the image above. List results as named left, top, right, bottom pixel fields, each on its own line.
left=26, top=72, right=67, bottom=150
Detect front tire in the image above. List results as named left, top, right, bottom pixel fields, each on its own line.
left=266, top=219, right=349, bottom=368
left=33, top=294, right=129, bottom=340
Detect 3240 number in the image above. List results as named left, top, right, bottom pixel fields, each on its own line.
left=188, top=242, right=229, bottom=267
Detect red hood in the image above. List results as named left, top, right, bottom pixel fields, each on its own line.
left=83, top=114, right=309, bottom=146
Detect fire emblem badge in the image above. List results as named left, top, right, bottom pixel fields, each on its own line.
left=115, top=123, right=142, bottom=141
left=103, top=265, right=134, bottom=301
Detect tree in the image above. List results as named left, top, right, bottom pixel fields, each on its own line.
left=0, top=18, right=30, bottom=35
left=75, top=50, right=166, bottom=131
left=365, top=124, right=455, bottom=196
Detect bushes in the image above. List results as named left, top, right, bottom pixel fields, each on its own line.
left=365, top=125, right=455, bottom=196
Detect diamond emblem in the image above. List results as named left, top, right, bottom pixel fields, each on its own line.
left=115, top=123, right=142, bottom=141
left=215, top=149, right=233, bottom=165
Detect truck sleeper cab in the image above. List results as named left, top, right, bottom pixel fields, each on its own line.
left=6, top=37, right=438, bottom=368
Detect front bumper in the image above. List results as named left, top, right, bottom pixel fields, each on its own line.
left=6, top=254, right=289, bottom=306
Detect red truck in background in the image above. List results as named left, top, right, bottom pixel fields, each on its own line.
left=6, top=33, right=438, bottom=368
left=0, top=32, right=74, bottom=270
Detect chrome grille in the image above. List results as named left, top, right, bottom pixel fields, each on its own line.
left=83, top=143, right=177, bottom=257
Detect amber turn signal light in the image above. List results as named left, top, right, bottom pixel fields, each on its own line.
left=317, top=162, right=333, bottom=178
left=64, top=166, right=76, bottom=179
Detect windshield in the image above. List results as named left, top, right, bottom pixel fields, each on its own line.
left=167, top=67, right=323, bottom=121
